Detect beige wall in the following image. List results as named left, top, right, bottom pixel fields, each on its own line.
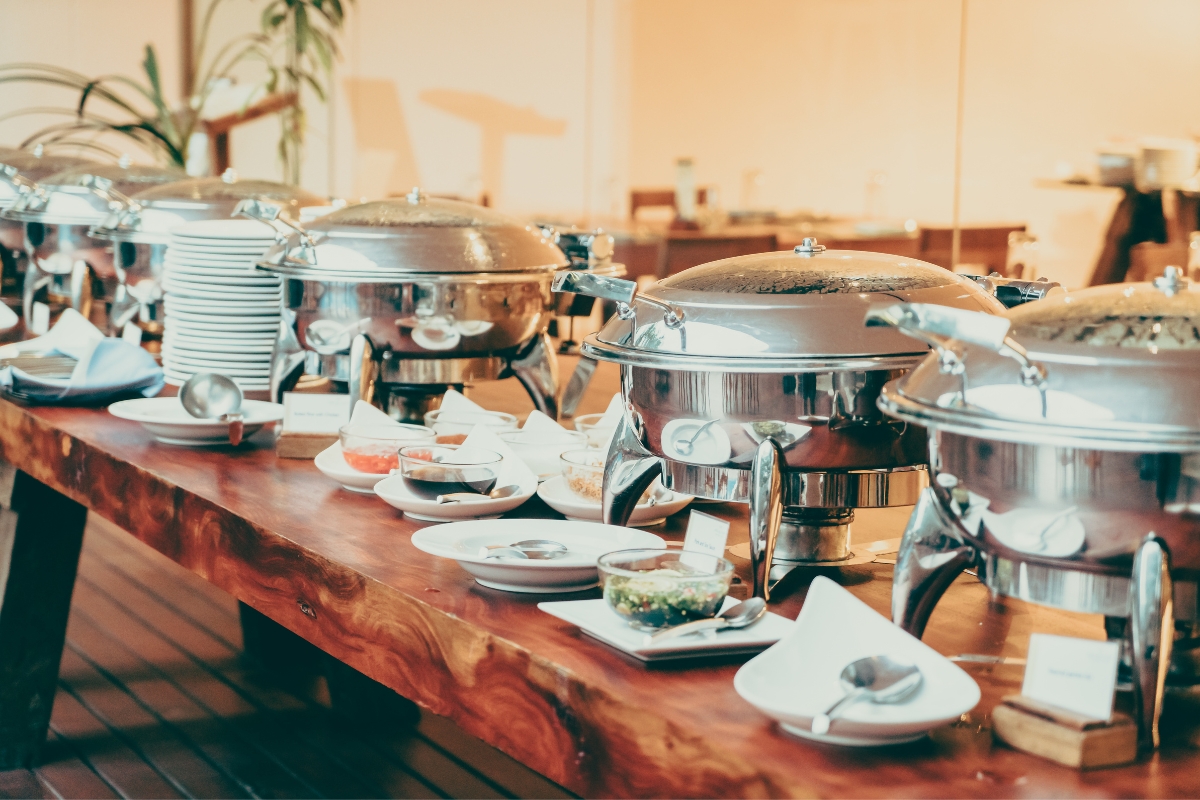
left=5, top=1, right=1200, bottom=286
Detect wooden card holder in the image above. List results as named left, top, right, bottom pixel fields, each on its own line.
left=991, top=694, right=1136, bottom=770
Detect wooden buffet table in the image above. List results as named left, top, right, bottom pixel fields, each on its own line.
left=1, top=360, right=1198, bottom=797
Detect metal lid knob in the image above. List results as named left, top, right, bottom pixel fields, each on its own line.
left=407, top=186, right=426, bottom=205
left=221, top=167, right=238, bottom=184
left=1155, top=266, right=1188, bottom=296
left=794, top=237, right=827, bottom=256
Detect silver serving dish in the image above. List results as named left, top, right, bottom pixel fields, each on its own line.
left=88, top=169, right=323, bottom=337
left=0, top=148, right=98, bottom=311
left=870, top=267, right=1200, bottom=750
left=243, top=189, right=571, bottom=420
left=554, top=239, right=1059, bottom=598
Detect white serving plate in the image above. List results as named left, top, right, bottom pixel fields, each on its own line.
left=163, top=360, right=270, bottom=378
left=170, top=219, right=277, bottom=240
left=165, top=298, right=280, bottom=314
left=165, top=326, right=278, bottom=341
left=165, top=315, right=279, bottom=332
left=733, top=576, right=980, bottom=746
left=537, top=475, right=691, bottom=527
left=108, top=397, right=283, bottom=446
left=411, top=518, right=666, bottom=593
left=162, top=336, right=275, bottom=353
left=314, top=442, right=388, bottom=493
left=163, top=280, right=281, bottom=300
left=162, top=346, right=271, bottom=364
left=162, top=375, right=271, bottom=392
left=374, top=470, right=538, bottom=523
left=660, top=417, right=733, bottom=465
left=165, top=265, right=281, bottom=283
left=539, top=597, right=794, bottom=662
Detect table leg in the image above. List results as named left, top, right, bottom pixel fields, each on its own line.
left=0, top=468, right=86, bottom=769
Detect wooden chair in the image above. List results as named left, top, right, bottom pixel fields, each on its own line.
left=659, top=232, right=778, bottom=277
left=630, top=187, right=709, bottom=218
left=918, top=224, right=1026, bottom=274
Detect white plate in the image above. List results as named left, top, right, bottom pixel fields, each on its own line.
left=411, top=519, right=666, bottom=593
left=314, top=442, right=388, bottom=493
left=165, top=297, right=280, bottom=312
left=170, top=219, right=278, bottom=240
left=374, top=471, right=537, bottom=523
left=163, top=361, right=270, bottom=378
left=163, top=337, right=275, bottom=353
left=166, top=263, right=280, bottom=280
left=166, top=315, right=280, bottom=331
left=164, top=271, right=280, bottom=288
left=733, top=576, right=980, bottom=745
left=167, top=242, right=273, bottom=253
left=661, top=417, right=733, bottom=465
left=108, top=397, right=283, bottom=446
left=164, top=277, right=281, bottom=295
left=162, top=346, right=271, bottom=364
left=162, top=373, right=270, bottom=391
left=539, top=596, right=794, bottom=662
left=537, top=475, right=691, bottom=527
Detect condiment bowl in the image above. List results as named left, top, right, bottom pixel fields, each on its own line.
left=339, top=422, right=435, bottom=474
left=573, top=412, right=617, bottom=448
left=423, top=409, right=518, bottom=440
left=598, top=549, right=735, bottom=631
left=398, top=443, right=504, bottom=501
left=501, top=429, right=588, bottom=479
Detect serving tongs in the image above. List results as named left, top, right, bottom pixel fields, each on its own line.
left=864, top=302, right=1050, bottom=418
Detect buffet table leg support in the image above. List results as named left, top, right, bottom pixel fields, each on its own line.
left=1130, top=534, right=1173, bottom=751
left=0, top=468, right=86, bottom=769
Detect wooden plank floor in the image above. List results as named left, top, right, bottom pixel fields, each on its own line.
left=0, top=515, right=573, bottom=800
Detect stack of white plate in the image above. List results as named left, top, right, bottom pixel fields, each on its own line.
left=161, top=219, right=280, bottom=391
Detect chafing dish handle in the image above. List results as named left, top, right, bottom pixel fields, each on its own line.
left=968, top=274, right=1065, bottom=308
left=234, top=198, right=316, bottom=246
left=551, top=271, right=684, bottom=328
left=0, top=164, right=43, bottom=200
left=77, top=175, right=139, bottom=212
left=1130, top=534, right=1173, bottom=751
left=748, top=438, right=785, bottom=602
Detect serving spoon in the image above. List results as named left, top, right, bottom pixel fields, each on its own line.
left=436, top=484, right=522, bottom=504
left=179, top=372, right=245, bottom=446
left=480, top=539, right=569, bottom=560
left=674, top=418, right=719, bottom=456
left=646, top=597, right=767, bottom=644
left=811, top=655, right=923, bottom=735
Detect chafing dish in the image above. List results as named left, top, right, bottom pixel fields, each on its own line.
left=2, top=159, right=185, bottom=333
left=242, top=189, right=570, bottom=421
left=0, top=148, right=98, bottom=307
left=870, top=267, right=1200, bottom=750
left=88, top=169, right=323, bottom=338
left=554, top=238, right=1059, bottom=599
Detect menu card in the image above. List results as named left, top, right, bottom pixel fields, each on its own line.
left=1022, top=633, right=1120, bottom=721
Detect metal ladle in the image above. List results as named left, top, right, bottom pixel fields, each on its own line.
left=436, top=484, right=522, bottom=504
left=179, top=373, right=245, bottom=446
left=811, top=655, right=923, bottom=735
left=674, top=419, right=719, bottom=456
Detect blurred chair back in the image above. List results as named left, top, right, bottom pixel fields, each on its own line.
left=660, top=233, right=777, bottom=277
left=918, top=224, right=1026, bottom=274
left=631, top=187, right=710, bottom=219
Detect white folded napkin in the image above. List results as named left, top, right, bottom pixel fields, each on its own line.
left=0, top=308, right=103, bottom=361
left=519, top=410, right=578, bottom=441
left=439, top=388, right=485, bottom=414
left=461, top=424, right=537, bottom=490
left=591, top=393, right=625, bottom=451
left=348, top=400, right=405, bottom=428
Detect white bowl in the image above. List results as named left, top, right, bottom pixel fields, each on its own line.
left=537, top=475, right=691, bottom=527
left=314, top=442, right=388, bottom=493
left=108, top=397, right=283, bottom=446
left=373, top=470, right=536, bottom=523
left=499, top=429, right=588, bottom=479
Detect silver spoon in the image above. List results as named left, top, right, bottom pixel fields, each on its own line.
left=646, top=597, right=767, bottom=644
left=436, top=484, right=522, bottom=504
left=179, top=372, right=245, bottom=446
left=811, top=655, right=923, bottom=735
left=480, top=539, right=569, bottom=560
left=674, top=419, right=719, bottom=456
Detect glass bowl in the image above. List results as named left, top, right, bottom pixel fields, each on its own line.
left=424, top=409, right=518, bottom=442
left=560, top=449, right=657, bottom=504
left=500, top=429, right=588, bottom=479
left=398, top=444, right=504, bottom=500
left=338, top=423, right=435, bottom=474
left=573, top=412, right=618, bottom=448
left=598, top=549, right=735, bottom=631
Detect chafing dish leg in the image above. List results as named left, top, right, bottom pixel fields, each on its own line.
left=348, top=333, right=378, bottom=412
left=891, top=487, right=976, bottom=638
left=510, top=332, right=560, bottom=420
left=749, top=438, right=785, bottom=601
left=602, top=414, right=661, bottom=526
left=68, top=259, right=93, bottom=321
left=270, top=313, right=306, bottom=404
left=1130, top=534, right=1173, bottom=751
left=560, top=357, right=597, bottom=418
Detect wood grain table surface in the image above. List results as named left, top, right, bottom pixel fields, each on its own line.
left=2, top=357, right=1199, bottom=798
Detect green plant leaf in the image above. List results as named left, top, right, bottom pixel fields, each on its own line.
left=293, top=4, right=310, bottom=54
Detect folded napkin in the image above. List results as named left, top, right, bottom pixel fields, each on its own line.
left=591, top=393, right=625, bottom=451
left=348, top=399, right=404, bottom=428
left=461, top=423, right=538, bottom=490
left=519, top=410, right=579, bottom=441
left=0, top=309, right=163, bottom=404
left=439, top=387, right=485, bottom=414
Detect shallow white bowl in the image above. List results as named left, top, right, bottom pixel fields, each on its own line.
left=537, top=475, right=691, bottom=527
left=108, top=397, right=283, bottom=446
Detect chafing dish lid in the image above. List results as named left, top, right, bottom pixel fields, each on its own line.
left=3, top=161, right=185, bottom=224
left=91, top=169, right=323, bottom=244
left=588, top=241, right=1003, bottom=364
left=0, top=150, right=97, bottom=209
left=256, top=190, right=568, bottom=278
left=879, top=270, right=1200, bottom=448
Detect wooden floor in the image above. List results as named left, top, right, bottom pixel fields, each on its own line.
left=0, top=516, right=572, bottom=800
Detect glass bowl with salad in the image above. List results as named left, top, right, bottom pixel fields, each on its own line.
left=339, top=423, right=435, bottom=473
left=598, top=549, right=735, bottom=631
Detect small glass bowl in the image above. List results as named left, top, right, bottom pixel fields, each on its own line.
left=338, top=422, right=435, bottom=474
left=424, top=409, right=518, bottom=441
left=573, top=412, right=618, bottom=448
left=598, top=549, right=735, bottom=631
left=500, top=429, right=588, bottom=479
left=398, top=444, right=504, bottom=501
left=560, top=449, right=606, bottom=501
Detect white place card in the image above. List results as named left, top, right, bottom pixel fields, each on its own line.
left=30, top=301, right=50, bottom=336
left=121, top=321, right=143, bottom=346
left=1022, top=633, right=1120, bottom=721
left=681, top=510, right=730, bottom=569
left=282, top=392, right=351, bottom=434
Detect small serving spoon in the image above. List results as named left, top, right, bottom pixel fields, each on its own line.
left=436, top=484, right=522, bottom=504
left=180, top=372, right=245, bottom=446
left=646, top=597, right=767, bottom=644
left=481, top=539, right=569, bottom=560
left=811, top=655, right=923, bottom=735
left=674, top=419, right=719, bottom=456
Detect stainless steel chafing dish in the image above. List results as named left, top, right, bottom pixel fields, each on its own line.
left=554, top=238, right=1060, bottom=599
left=242, top=189, right=571, bottom=420
left=88, top=169, right=323, bottom=339
left=2, top=159, right=185, bottom=332
left=870, top=267, right=1200, bottom=751
left=0, top=148, right=98, bottom=307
